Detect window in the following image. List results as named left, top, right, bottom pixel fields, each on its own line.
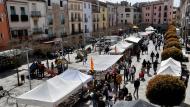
left=84, top=3, right=86, bottom=9
left=125, top=8, right=130, bottom=12
left=89, top=3, right=90, bottom=9
left=121, top=20, right=123, bottom=23
left=48, top=15, right=53, bottom=25
left=125, top=20, right=127, bottom=24
left=164, top=12, right=167, bottom=17
left=154, top=19, right=156, bottom=22
left=154, top=13, right=156, bottom=15
left=154, top=7, right=156, bottom=9
left=126, top=14, right=130, bottom=17
left=0, top=33, right=3, bottom=40
left=20, top=7, right=26, bottom=15
left=164, top=19, right=167, bottom=21
left=61, top=14, right=64, bottom=24
left=164, top=6, right=167, bottom=10
left=121, top=14, right=123, bottom=18
left=10, top=6, right=16, bottom=15
left=48, top=0, right=51, bottom=6
left=60, top=0, right=63, bottom=7
left=0, top=17, right=2, bottom=22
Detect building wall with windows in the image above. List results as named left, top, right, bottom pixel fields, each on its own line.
left=142, top=0, right=173, bottom=26
left=107, top=2, right=117, bottom=27
left=99, top=1, right=108, bottom=30
left=46, top=0, right=68, bottom=38
left=6, top=0, right=30, bottom=40
left=0, top=0, right=10, bottom=50
left=117, top=3, right=135, bottom=25
left=68, top=0, right=83, bottom=35
left=91, top=0, right=100, bottom=33
left=83, top=1, right=92, bottom=37
left=28, top=0, right=47, bottom=40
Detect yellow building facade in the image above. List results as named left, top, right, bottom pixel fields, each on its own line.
left=99, top=1, right=108, bottom=31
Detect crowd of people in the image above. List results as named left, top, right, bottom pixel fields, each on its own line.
left=87, top=33, right=164, bottom=107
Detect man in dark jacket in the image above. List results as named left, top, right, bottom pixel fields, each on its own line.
left=133, top=78, right=140, bottom=99
left=150, top=51, right=155, bottom=63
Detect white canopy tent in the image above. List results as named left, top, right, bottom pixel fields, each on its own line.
left=145, top=26, right=156, bottom=31
left=16, top=76, right=82, bottom=107
left=157, top=64, right=181, bottom=76
left=59, top=69, right=92, bottom=84
left=69, top=55, right=123, bottom=71
left=125, top=36, right=142, bottom=43
left=160, top=57, right=181, bottom=68
left=109, top=41, right=133, bottom=54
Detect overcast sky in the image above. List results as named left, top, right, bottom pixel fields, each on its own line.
left=99, top=0, right=180, bottom=7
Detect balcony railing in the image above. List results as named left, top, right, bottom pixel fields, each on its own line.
left=33, top=28, right=43, bottom=34
left=31, top=11, right=41, bottom=17
left=11, top=15, right=19, bottom=22
left=78, top=17, right=82, bottom=21
left=85, top=18, right=88, bottom=22
left=93, top=19, right=96, bottom=22
left=21, top=15, right=28, bottom=22
left=103, top=17, right=106, bottom=21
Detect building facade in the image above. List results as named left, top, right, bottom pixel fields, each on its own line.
left=91, top=0, right=100, bottom=37
left=0, top=0, right=10, bottom=50
left=107, top=2, right=117, bottom=27
left=142, top=0, right=173, bottom=30
left=180, top=0, right=190, bottom=52
left=28, top=0, right=47, bottom=40
left=82, top=0, right=92, bottom=37
left=46, top=0, right=69, bottom=39
left=6, top=0, right=30, bottom=40
left=117, top=1, right=135, bottom=25
left=99, top=1, right=108, bottom=31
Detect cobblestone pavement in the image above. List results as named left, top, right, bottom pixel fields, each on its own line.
left=0, top=40, right=190, bottom=107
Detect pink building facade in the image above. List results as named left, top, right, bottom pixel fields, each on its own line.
left=142, top=0, right=173, bottom=27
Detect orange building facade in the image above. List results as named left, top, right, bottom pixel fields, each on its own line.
left=0, top=1, right=10, bottom=50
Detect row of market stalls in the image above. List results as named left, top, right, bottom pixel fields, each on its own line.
left=16, top=69, right=92, bottom=107
left=15, top=26, right=157, bottom=107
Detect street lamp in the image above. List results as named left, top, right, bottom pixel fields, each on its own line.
left=22, top=47, right=32, bottom=90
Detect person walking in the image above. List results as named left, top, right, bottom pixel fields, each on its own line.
left=133, top=78, right=140, bottom=99
left=131, top=65, right=136, bottom=81
left=153, top=59, right=159, bottom=75
left=128, top=57, right=132, bottom=67
left=156, top=52, right=159, bottom=59
left=142, top=59, right=147, bottom=68
left=124, top=66, right=129, bottom=82
left=150, top=51, right=155, bottom=63
left=146, top=61, right=151, bottom=75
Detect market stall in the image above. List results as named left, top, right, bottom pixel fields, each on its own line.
left=160, top=57, right=181, bottom=68
left=59, top=69, right=92, bottom=84
left=157, top=64, right=181, bottom=76
left=16, top=75, right=83, bottom=107
left=109, top=41, right=133, bottom=55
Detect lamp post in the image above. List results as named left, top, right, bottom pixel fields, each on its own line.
left=185, top=16, right=189, bottom=53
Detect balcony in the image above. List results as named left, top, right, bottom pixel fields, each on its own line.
left=33, top=27, right=43, bottom=34
left=78, top=17, right=82, bottom=21
left=71, top=17, right=75, bottom=22
left=31, top=11, right=41, bottom=17
left=48, top=20, right=53, bottom=25
left=97, top=18, right=99, bottom=22
left=93, top=19, right=96, bottom=22
left=85, top=29, right=89, bottom=33
left=10, top=15, right=19, bottom=22
left=21, top=15, right=28, bottom=22
left=103, top=17, right=106, bottom=21
left=85, top=18, right=88, bottom=22
left=71, top=30, right=83, bottom=35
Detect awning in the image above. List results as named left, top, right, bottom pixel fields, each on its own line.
left=157, top=64, right=181, bottom=76
left=124, top=36, right=142, bottom=43
left=109, top=41, right=133, bottom=54
left=160, top=57, right=181, bottom=68
left=0, top=49, right=22, bottom=57
left=58, top=69, right=92, bottom=84
left=145, top=26, right=156, bottom=31
left=16, top=76, right=82, bottom=107
left=69, top=55, right=123, bottom=71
